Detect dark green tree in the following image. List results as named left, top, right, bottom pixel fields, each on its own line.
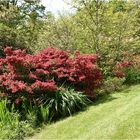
left=0, top=0, right=46, bottom=56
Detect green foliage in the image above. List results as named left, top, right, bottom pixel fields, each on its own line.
left=0, top=88, right=90, bottom=139
left=0, top=99, right=37, bottom=139
left=46, top=87, right=90, bottom=120
left=40, top=105, right=49, bottom=123
left=0, top=87, right=90, bottom=139
left=98, top=77, right=125, bottom=95
left=22, top=102, right=49, bottom=127
left=0, top=99, right=18, bottom=139
left=0, top=99, right=16, bottom=124
left=124, top=68, right=140, bottom=84
left=38, top=0, right=140, bottom=70
left=0, top=0, right=46, bottom=55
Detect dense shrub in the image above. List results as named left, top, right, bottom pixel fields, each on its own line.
left=0, top=46, right=103, bottom=134
left=124, top=69, right=140, bottom=84
left=98, top=77, right=125, bottom=95
left=113, top=56, right=140, bottom=84
left=0, top=99, right=36, bottom=139
left=22, top=102, right=49, bottom=127
left=35, top=48, right=103, bottom=96
left=0, top=47, right=102, bottom=104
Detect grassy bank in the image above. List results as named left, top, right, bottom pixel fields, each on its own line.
left=28, top=85, right=140, bottom=140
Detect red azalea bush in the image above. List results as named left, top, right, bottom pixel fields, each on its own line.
left=0, top=47, right=102, bottom=104
left=113, top=60, right=133, bottom=78
left=113, top=54, right=140, bottom=84
left=113, top=51, right=140, bottom=77
left=35, top=48, right=102, bottom=96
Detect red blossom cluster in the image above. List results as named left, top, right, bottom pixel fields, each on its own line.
left=113, top=61, right=134, bottom=78
left=116, top=61, right=133, bottom=68
left=0, top=47, right=103, bottom=103
left=35, top=48, right=102, bottom=96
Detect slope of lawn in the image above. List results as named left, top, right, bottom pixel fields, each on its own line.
left=28, top=85, right=140, bottom=140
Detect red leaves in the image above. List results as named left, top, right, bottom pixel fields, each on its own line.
left=31, top=80, right=58, bottom=92
left=113, top=61, right=134, bottom=78
left=0, top=47, right=103, bottom=100
left=114, top=71, right=125, bottom=78
left=69, top=54, right=102, bottom=96
left=10, top=81, right=27, bottom=93
left=116, top=61, right=133, bottom=69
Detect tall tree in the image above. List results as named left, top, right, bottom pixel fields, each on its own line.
left=0, top=0, right=46, bottom=55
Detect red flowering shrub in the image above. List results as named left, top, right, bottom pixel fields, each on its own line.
left=113, top=61, right=133, bottom=78
left=113, top=55, right=140, bottom=84
left=113, top=51, right=140, bottom=78
left=35, top=48, right=103, bottom=96
left=68, top=53, right=102, bottom=96
left=0, top=47, right=102, bottom=104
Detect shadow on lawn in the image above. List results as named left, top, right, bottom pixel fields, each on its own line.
left=92, top=94, right=118, bottom=106
left=73, top=94, right=118, bottom=115
left=60, top=94, right=118, bottom=121
left=49, top=94, right=117, bottom=124
left=49, top=85, right=134, bottom=123
left=92, top=85, right=134, bottom=106
left=86, top=95, right=116, bottom=108
left=49, top=84, right=137, bottom=124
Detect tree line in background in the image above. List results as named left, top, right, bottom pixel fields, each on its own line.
left=1, top=0, right=140, bottom=53
left=41, top=0, right=140, bottom=76
left=1, top=0, right=139, bottom=75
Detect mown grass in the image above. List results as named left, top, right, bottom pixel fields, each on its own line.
left=28, top=85, right=140, bottom=140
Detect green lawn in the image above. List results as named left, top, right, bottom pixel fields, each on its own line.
left=28, top=85, right=140, bottom=140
